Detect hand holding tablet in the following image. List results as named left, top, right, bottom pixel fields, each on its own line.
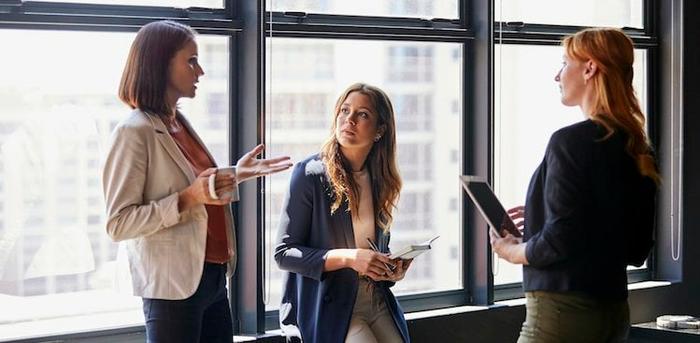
left=460, top=175, right=522, bottom=238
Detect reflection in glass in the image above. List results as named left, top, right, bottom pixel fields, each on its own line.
left=265, top=38, right=462, bottom=310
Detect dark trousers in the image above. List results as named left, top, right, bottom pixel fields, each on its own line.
left=517, top=291, right=630, bottom=343
left=142, top=262, right=233, bottom=343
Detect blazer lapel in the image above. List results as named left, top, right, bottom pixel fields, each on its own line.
left=147, top=113, right=196, bottom=182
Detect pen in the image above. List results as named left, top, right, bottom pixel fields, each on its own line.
left=366, top=237, right=396, bottom=272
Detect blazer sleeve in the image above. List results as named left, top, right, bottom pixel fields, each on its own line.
left=102, top=124, right=182, bottom=242
left=525, top=130, right=588, bottom=268
left=274, top=162, right=330, bottom=281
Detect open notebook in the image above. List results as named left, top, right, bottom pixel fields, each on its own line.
left=389, top=235, right=440, bottom=260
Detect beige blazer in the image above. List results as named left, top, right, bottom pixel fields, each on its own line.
left=102, top=109, right=237, bottom=300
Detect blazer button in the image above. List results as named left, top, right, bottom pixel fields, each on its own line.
left=323, top=295, right=332, bottom=302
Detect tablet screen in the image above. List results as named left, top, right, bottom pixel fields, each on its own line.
left=460, top=176, right=522, bottom=237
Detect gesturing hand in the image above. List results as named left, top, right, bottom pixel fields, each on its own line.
left=235, top=144, right=293, bottom=183
left=507, top=205, right=525, bottom=236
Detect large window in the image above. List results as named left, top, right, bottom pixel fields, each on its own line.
left=0, top=0, right=665, bottom=340
left=490, top=0, right=655, bottom=298
left=494, top=0, right=644, bottom=28
left=264, top=38, right=463, bottom=310
left=493, top=45, right=648, bottom=285
left=0, top=28, right=229, bottom=339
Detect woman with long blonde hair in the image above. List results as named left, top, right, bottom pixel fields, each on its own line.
left=490, top=28, right=658, bottom=342
left=275, top=83, right=411, bottom=343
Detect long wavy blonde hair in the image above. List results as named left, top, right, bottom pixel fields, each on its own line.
left=321, top=83, right=402, bottom=232
left=564, top=28, right=660, bottom=185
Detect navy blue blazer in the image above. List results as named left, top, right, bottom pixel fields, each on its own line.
left=522, top=120, right=657, bottom=301
left=274, top=154, right=410, bottom=343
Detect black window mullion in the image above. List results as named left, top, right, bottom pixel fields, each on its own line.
left=0, top=1, right=240, bottom=33
left=466, top=0, right=494, bottom=306
left=494, top=22, right=655, bottom=47
left=2, top=1, right=231, bottom=18
left=644, top=0, right=657, bottom=37
left=234, top=0, right=266, bottom=336
left=459, top=0, right=468, bottom=30
left=265, top=11, right=471, bottom=43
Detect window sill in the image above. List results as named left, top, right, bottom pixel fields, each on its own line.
left=0, top=281, right=675, bottom=343
left=0, top=309, right=144, bottom=343
left=491, top=280, right=673, bottom=309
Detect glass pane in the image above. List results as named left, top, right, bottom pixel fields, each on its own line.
left=495, top=0, right=644, bottom=28
left=0, top=30, right=228, bottom=339
left=264, top=38, right=463, bottom=310
left=493, top=44, right=648, bottom=285
left=267, top=0, right=458, bottom=19
left=39, top=0, right=223, bottom=7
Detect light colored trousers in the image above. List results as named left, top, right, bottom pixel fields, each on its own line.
left=345, top=278, right=403, bottom=343
left=517, top=291, right=630, bottom=343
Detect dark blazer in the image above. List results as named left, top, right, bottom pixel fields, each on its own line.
left=523, top=120, right=657, bottom=301
left=274, top=154, right=410, bottom=343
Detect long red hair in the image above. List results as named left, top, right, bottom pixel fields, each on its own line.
left=563, top=28, right=660, bottom=185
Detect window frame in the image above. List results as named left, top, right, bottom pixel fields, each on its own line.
left=0, top=0, right=240, bottom=340
left=244, top=4, right=475, bottom=333
left=0, top=0, right=671, bottom=340
left=490, top=0, right=658, bottom=300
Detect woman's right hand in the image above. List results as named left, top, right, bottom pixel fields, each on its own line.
left=178, top=168, right=236, bottom=211
left=507, top=205, right=526, bottom=236
left=349, top=249, right=394, bottom=280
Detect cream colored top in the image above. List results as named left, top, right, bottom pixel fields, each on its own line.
left=351, top=169, right=375, bottom=249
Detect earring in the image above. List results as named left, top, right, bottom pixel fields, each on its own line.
left=374, top=135, right=381, bottom=142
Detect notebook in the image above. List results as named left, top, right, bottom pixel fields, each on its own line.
left=389, top=235, right=440, bottom=260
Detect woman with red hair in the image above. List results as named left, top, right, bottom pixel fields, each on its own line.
left=490, top=28, right=659, bottom=342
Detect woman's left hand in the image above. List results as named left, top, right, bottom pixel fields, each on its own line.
left=236, top=144, right=293, bottom=183
left=489, top=228, right=529, bottom=265
left=372, top=258, right=413, bottom=282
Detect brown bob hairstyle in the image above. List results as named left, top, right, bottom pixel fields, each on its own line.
left=119, top=20, right=196, bottom=116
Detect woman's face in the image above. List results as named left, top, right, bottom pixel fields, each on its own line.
left=335, top=91, right=384, bottom=151
left=555, top=53, right=587, bottom=107
left=166, top=39, right=204, bottom=101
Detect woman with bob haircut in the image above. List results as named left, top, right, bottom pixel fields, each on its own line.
left=490, top=28, right=659, bottom=342
left=275, top=83, right=412, bottom=343
left=103, top=20, right=291, bottom=342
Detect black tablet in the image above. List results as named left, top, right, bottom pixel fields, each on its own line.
left=460, top=175, right=522, bottom=238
